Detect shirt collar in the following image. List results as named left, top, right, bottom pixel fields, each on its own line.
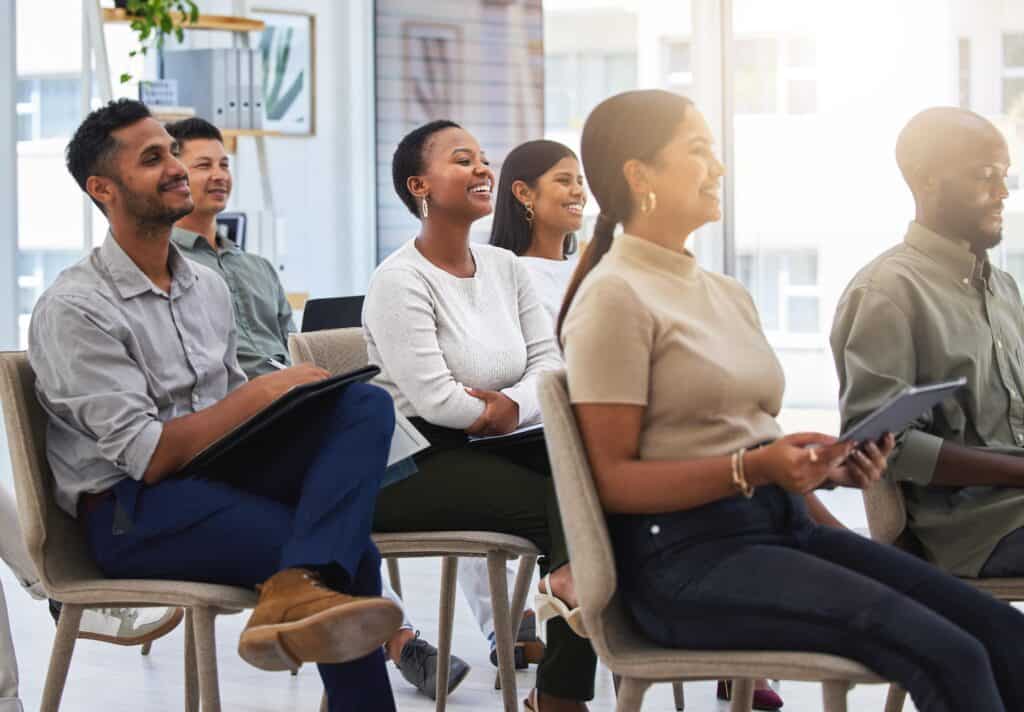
left=170, top=226, right=240, bottom=255
left=904, top=221, right=993, bottom=294
left=100, top=230, right=198, bottom=299
left=610, top=232, right=700, bottom=281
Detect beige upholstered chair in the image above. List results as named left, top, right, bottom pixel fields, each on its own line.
left=0, top=351, right=258, bottom=712
left=290, top=327, right=540, bottom=712
left=863, top=477, right=1024, bottom=711
left=538, top=370, right=889, bottom=712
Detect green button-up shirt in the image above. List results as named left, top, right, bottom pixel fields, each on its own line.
left=831, top=221, right=1024, bottom=576
left=171, top=227, right=295, bottom=378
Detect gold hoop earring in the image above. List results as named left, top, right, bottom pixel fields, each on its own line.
left=420, top=196, right=429, bottom=219
left=524, top=203, right=535, bottom=225
left=641, top=191, right=657, bottom=215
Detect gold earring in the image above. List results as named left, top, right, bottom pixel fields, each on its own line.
left=524, top=203, right=535, bottom=225
left=420, top=196, right=429, bottom=219
left=641, top=191, right=657, bottom=215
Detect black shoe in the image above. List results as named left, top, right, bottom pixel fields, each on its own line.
left=396, top=633, right=471, bottom=700
left=49, top=599, right=62, bottom=625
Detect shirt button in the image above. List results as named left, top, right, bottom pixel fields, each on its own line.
left=997, top=340, right=1003, bottom=349
left=962, top=278, right=970, bottom=285
left=650, top=524, right=661, bottom=535
left=1017, top=433, right=1024, bottom=444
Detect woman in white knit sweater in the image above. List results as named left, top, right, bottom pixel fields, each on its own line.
left=488, top=139, right=585, bottom=325
left=364, top=121, right=597, bottom=711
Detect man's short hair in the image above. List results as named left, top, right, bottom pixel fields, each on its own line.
left=164, top=117, right=224, bottom=147
left=65, top=99, right=153, bottom=210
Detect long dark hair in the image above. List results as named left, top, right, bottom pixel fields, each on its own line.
left=489, top=139, right=579, bottom=257
left=556, top=90, right=693, bottom=339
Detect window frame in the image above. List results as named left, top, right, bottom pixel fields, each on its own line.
left=0, top=1, right=17, bottom=348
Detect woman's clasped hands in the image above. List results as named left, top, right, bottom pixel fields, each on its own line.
left=745, top=432, right=896, bottom=494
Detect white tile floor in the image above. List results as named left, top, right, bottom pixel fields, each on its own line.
left=0, top=409, right=920, bottom=710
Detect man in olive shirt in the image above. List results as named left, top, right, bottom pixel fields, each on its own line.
left=831, top=107, right=1024, bottom=578
left=164, top=119, right=294, bottom=378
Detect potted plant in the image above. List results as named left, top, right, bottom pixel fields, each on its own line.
left=117, top=0, right=200, bottom=83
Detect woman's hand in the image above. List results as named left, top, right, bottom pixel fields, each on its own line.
left=464, top=388, right=520, bottom=436
left=746, top=432, right=854, bottom=494
left=826, top=433, right=895, bottom=489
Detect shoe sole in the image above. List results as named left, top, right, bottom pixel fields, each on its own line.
left=77, top=607, right=184, bottom=647
left=426, top=660, right=472, bottom=700
left=238, top=599, right=402, bottom=671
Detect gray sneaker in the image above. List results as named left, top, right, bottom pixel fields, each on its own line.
left=396, top=633, right=471, bottom=700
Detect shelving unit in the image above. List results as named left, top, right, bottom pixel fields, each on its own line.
left=82, top=1, right=280, bottom=267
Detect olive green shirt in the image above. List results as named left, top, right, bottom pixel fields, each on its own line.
left=831, top=221, right=1024, bottom=576
left=171, top=227, right=295, bottom=378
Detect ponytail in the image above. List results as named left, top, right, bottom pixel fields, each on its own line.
left=556, top=212, right=617, bottom=342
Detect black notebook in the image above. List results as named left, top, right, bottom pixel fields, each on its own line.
left=177, top=365, right=380, bottom=479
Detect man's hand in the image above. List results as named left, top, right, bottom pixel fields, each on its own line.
left=464, top=388, right=519, bottom=436
left=252, top=362, right=330, bottom=404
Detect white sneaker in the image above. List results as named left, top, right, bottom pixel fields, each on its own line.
left=78, top=606, right=184, bottom=646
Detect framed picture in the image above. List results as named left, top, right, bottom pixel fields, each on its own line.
left=216, top=212, right=247, bottom=250
left=251, top=9, right=316, bottom=136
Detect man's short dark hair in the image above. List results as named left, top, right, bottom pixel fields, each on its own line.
left=164, top=117, right=224, bottom=147
left=391, top=119, right=461, bottom=217
left=65, top=99, right=153, bottom=209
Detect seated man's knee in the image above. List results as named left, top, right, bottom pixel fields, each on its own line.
left=342, top=383, right=396, bottom=433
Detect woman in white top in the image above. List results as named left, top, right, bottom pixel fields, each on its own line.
left=364, top=120, right=597, bottom=711
left=488, top=139, right=586, bottom=324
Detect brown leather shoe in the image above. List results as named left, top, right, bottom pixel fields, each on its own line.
left=238, top=568, right=402, bottom=671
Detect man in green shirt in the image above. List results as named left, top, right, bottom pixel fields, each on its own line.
left=164, top=117, right=470, bottom=700
left=831, top=106, right=1024, bottom=578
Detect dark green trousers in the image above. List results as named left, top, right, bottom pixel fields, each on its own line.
left=373, top=426, right=597, bottom=701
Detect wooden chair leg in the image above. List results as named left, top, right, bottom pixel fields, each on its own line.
left=496, top=553, right=538, bottom=691
left=140, top=640, right=152, bottom=656
left=434, top=556, right=458, bottom=712
left=184, top=609, right=199, bottom=712
left=192, top=606, right=222, bottom=712
left=822, top=680, right=850, bottom=712
left=488, top=551, right=519, bottom=712
left=613, top=677, right=651, bottom=712
left=672, top=680, right=685, bottom=710
left=40, top=602, right=82, bottom=712
left=386, top=558, right=403, bottom=599
left=729, top=679, right=755, bottom=712
left=320, top=691, right=328, bottom=712
left=884, top=683, right=908, bottom=712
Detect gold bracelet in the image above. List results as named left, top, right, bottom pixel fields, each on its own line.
left=731, top=447, right=755, bottom=498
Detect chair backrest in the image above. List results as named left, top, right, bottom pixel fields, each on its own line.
left=289, top=327, right=369, bottom=376
left=538, top=370, right=644, bottom=663
left=300, top=296, right=365, bottom=332
left=861, top=477, right=908, bottom=546
left=0, top=352, right=102, bottom=593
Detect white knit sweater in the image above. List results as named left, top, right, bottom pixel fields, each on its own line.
left=363, top=239, right=562, bottom=430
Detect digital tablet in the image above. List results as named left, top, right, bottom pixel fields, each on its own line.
left=839, top=377, right=967, bottom=444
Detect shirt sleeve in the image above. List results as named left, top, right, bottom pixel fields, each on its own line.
left=28, top=294, right=163, bottom=481
left=500, top=259, right=563, bottom=426
left=364, top=267, right=486, bottom=429
left=562, top=275, right=655, bottom=405
left=831, top=286, right=942, bottom=485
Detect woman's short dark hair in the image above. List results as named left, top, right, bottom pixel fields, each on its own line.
left=65, top=99, right=153, bottom=207
left=488, top=139, right=578, bottom=257
left=164, top=117, right=224, bottom=146
left=391, top=119, right=462, bottom=217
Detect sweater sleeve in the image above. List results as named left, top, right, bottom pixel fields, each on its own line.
left=500, top=259, right=563, bottom=426
left=364, top=266, right=486, bottom=429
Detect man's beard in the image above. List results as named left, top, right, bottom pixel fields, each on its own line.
left=115, top=178, right=193, bottom=230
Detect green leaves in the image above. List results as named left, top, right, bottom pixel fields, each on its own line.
left=119, top=0, right=201, bottom=83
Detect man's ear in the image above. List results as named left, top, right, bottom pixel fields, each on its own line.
left=511, top=179, right=534, bottom=207
left=85, top=175, right=116, bottom=212
left=407, top=175, right=429, bottom=199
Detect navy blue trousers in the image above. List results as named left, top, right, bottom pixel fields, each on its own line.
left=83, top=383, right=397, bottom=712
left=613, top=485, right=1024, bottom=712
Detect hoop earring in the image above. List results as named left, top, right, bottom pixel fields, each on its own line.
left=641, top=191, right=657, bottom=215
left=420, top=196, right=429, bottom=219
left=524, top=203, right=535, bottom=226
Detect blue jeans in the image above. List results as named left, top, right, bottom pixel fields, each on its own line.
left=613, top=485, right=1024, bottom=712
left=83, top=383, right=397, bottom=712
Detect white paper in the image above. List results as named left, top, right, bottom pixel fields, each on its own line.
left=466, top=423, right=544, bottom=444
left=387, top=409, right=430, bottom=466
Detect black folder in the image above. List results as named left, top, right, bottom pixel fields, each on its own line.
left=177, top=365, right=380, bottom=479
